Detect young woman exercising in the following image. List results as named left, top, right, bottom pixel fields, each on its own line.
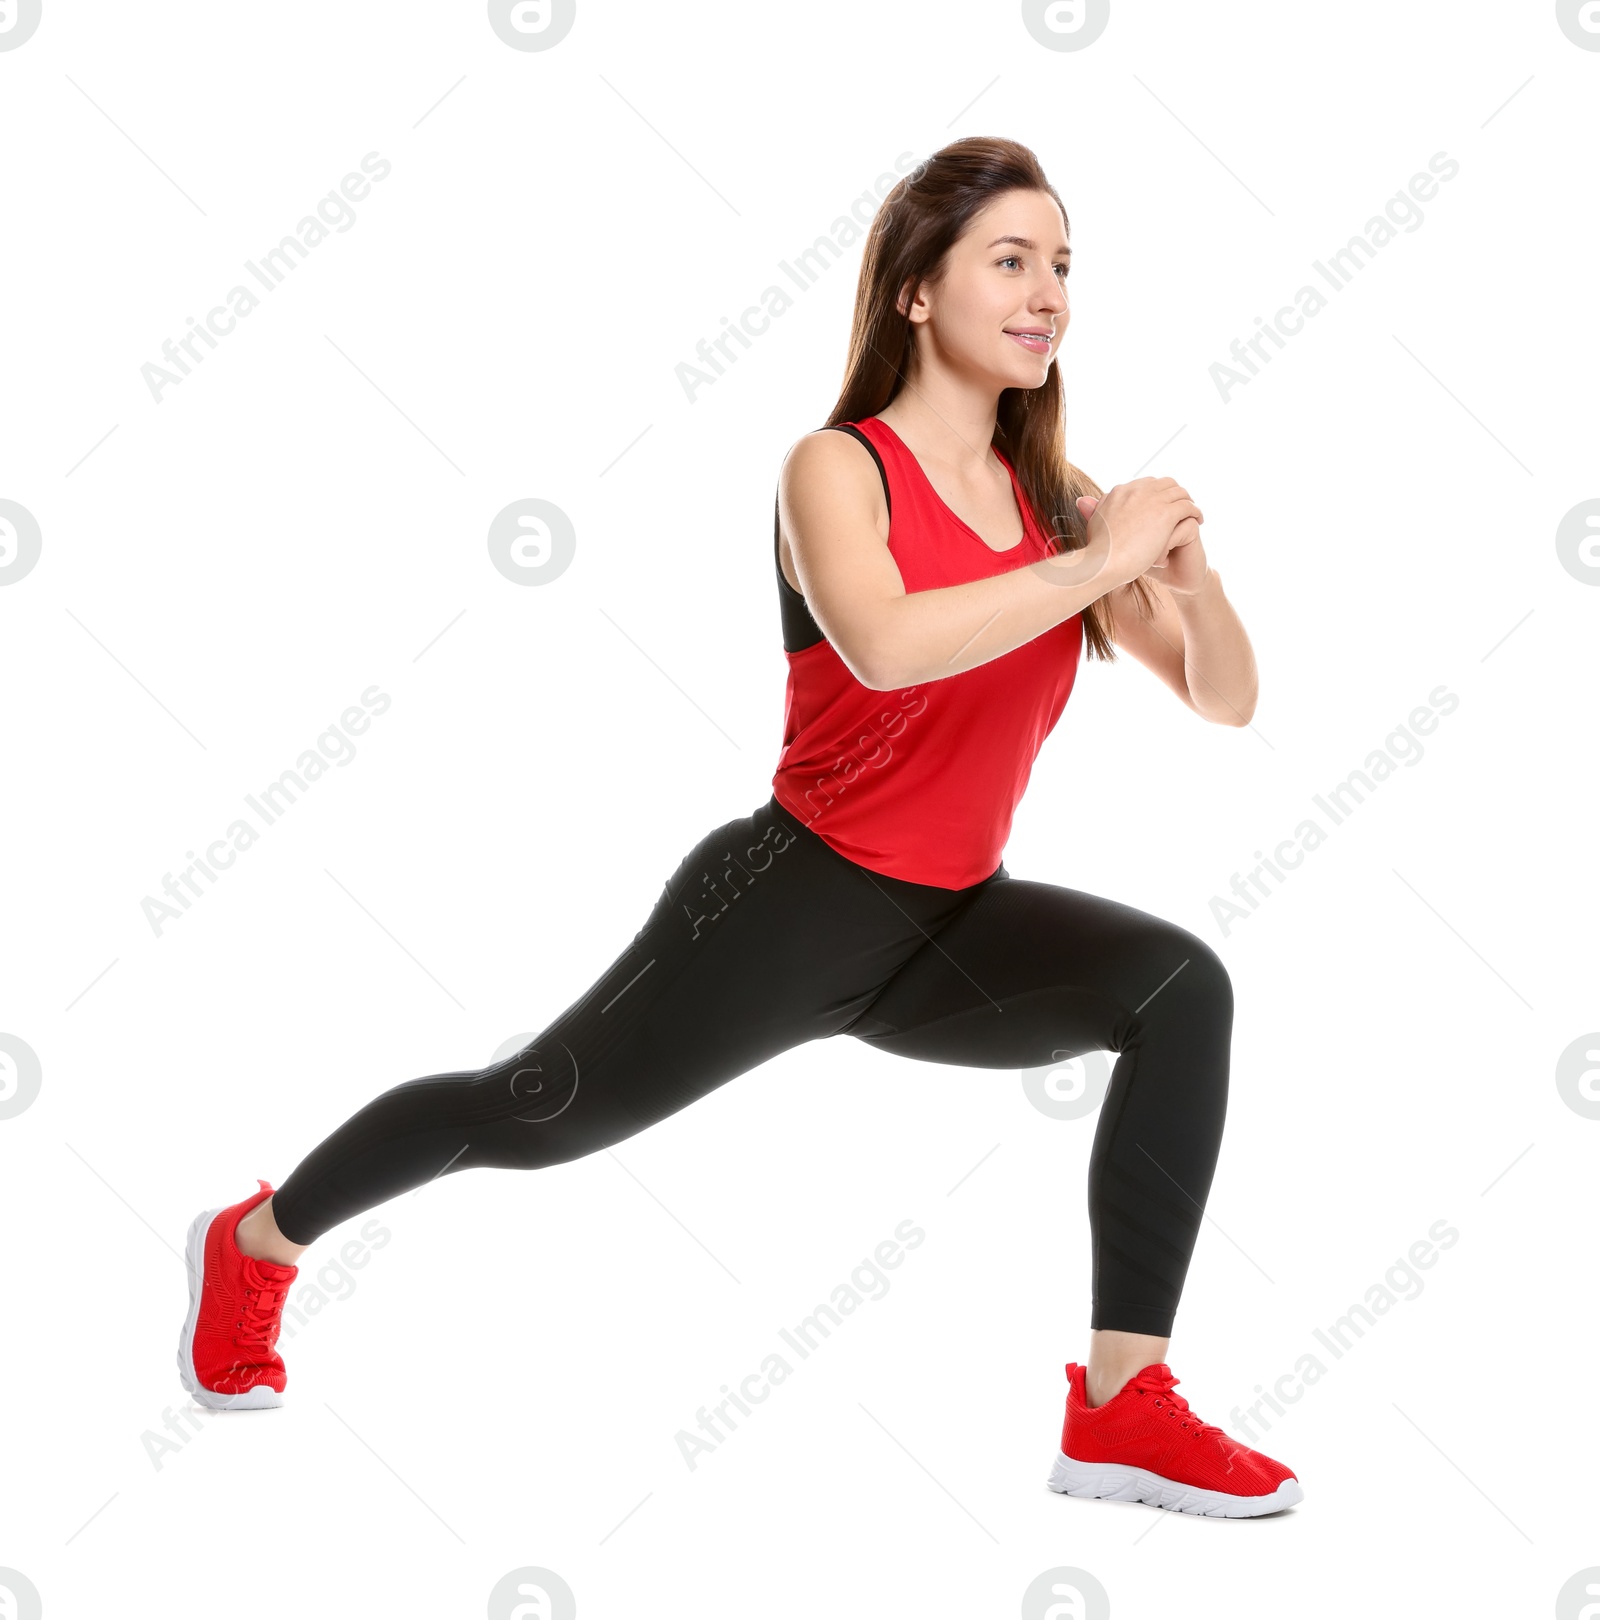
left=178, top=135, right=1300, bottom=1518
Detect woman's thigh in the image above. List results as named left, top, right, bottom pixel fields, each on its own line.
left=842, top=871, right=1231, bottom=1069
left=571, top=794, right=1004, bottom=1133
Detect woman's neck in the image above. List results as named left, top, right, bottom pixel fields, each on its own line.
left=876, top=390, right=1003, bottom=477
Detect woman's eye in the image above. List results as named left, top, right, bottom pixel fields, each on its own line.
left=1000, top=254, right=1069, bottom=278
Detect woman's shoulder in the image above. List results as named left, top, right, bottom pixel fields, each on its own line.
left=780, top=423, right=883, bottom=496
left=778, top=424, right=891, bottom=543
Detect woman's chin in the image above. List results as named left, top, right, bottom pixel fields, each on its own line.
left=1003, top=363, right=1053, bottom=391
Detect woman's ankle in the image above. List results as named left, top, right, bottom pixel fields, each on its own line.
left=235, top=1197, right=309, bottom=1267
left=1085, top=1369, right=1136, bottom=1408
left=1084, top=1328, right=1170, bottom=1407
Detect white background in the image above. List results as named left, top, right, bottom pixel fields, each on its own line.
left=1, top=1, right=1595, bottom=1615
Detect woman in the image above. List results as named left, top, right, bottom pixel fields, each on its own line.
left=176, top=136, right=1299, bottom=1519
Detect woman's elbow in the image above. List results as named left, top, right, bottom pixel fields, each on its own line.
left=814, top=613, right=901, bottom=690
left=841, top=647, right=900, bottom=691
left=809, top=593, right=910, bottom=691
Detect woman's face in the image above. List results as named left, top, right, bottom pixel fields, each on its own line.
left=901, top=188, right=1070, bottom=390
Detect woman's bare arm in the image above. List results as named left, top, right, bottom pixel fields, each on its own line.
left=779, top=429, right=1197, bottom=691
left=1104, top=550, right=1258, bottom=726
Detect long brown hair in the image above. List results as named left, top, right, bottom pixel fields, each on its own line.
left=824, top=135, right=1150, bottom=661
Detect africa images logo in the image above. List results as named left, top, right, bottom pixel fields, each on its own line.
left=0, top=0, right=42, bottom=50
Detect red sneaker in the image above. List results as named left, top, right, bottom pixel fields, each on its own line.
left=177, top=1179, right=298, bottom=1410
left=1047, top=1361, right=1302, bottom=1517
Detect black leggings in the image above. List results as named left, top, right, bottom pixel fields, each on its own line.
left=271, top=795, right=1232, bottom=1337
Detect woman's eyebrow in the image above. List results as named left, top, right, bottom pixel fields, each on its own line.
left=985, top=234, right=1072, bottom=256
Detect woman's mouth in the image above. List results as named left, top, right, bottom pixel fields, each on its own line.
left=1005, top=330, right=1052, bottom=354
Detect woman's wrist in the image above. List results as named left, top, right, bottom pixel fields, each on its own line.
left=1168, top=564, right=1220, bottom=603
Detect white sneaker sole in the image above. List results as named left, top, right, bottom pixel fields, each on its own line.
left=1046, top=1449, right=1303, bottom=1517
left=176, top=1203, right=284, bottom=1411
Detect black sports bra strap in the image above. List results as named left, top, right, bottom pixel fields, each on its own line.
left=774, top=489, right=824, bottom=655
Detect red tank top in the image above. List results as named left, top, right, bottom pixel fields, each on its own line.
left=770, top=416, right=1083, bottom=888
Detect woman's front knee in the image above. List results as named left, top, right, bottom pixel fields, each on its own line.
left=1136, top=927, right=1233, bottom=1030
left=1186, top=936, right=1233, bottom=1005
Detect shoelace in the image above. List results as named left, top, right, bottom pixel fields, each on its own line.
left=234, top=1282, right=290, bottom=1359
left=1128, top=1367, right=1226, bottom=1441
